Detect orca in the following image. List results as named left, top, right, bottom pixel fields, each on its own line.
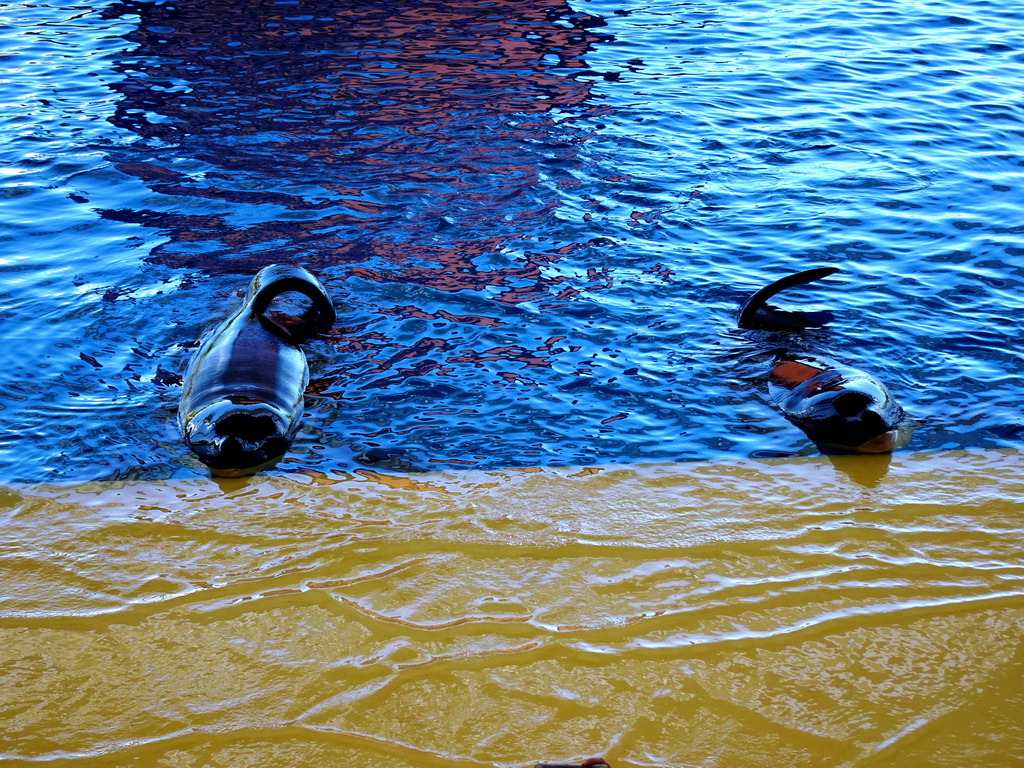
left=178, top=264, right=335, bottom=475
left=739, top=267, right=908, bottom=454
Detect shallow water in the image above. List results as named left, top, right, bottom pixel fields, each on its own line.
left=2, top=1, right=1024, bottom=766
left=1, top=0, right=1022, bottom=481
left=2, top=449, right=1024, bottom=766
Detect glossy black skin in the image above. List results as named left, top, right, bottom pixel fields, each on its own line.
left=767, top=354, right=906, bottom=453
left=739, top=267, right=908, bottom=453
left=178, top=264, right=335, bottom=475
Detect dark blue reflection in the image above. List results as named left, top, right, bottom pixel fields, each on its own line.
left=0, top=0, right=1022, bottom=481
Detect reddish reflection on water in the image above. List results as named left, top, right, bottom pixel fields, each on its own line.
left=103, top=0, right=609, bottom=274
left=93, top=1, right=647, bottom=474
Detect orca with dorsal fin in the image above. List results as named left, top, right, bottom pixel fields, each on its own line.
left=178, top=264, right=335, bottom=475
left=739, top=267, right=909, bottom=454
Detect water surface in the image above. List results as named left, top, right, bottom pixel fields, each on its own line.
left=2, top=2, right=1024, bottom=766
left=2, top=449, right=1023, bottom=766
left=0, top=0, right=1022, bottom=481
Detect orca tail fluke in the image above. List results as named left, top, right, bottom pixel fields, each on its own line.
left=738, top=266, right=839, bottom=331
left=244, top=264, right=336, bottom=343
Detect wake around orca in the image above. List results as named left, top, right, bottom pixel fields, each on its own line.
left=178, top=264, right=335, bottom=476
left=739, top=267, right=909, bottom=454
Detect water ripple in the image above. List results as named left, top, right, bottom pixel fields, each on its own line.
left=0, top=0, right=1022, bottom=480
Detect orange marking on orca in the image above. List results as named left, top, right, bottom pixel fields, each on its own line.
left=768, top=360, right=824, bottom=389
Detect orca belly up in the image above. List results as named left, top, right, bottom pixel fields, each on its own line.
left=178, top=264, right=335, bottom=476
left=767, top=355, right=909, bottom=454
left=739, top=267, right=910, bottom=455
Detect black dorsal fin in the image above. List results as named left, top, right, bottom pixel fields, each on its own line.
left=738, top=266, right=839, bottom=330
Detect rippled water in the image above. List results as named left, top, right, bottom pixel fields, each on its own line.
left=2, top=1, right=1024, bottom=766
left=3, top=450, right=1024, bottom=766
left=1, top=0, right=1022, bottom=482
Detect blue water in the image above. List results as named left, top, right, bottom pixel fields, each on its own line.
left=1, top=0, right=1022, bottom=483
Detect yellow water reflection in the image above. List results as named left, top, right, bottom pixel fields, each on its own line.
left=1, top=449, right=1023, bottom=766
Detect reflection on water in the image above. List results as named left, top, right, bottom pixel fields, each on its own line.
left=826, top=450, right=895, bottom=488
left=102, top=0, right=606, bottom=277
left=1, top=449, right=1023, bottom=765
left=0, top=0, right=1022, bottom=481
left=2, top=2, right=1024, bottom=763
